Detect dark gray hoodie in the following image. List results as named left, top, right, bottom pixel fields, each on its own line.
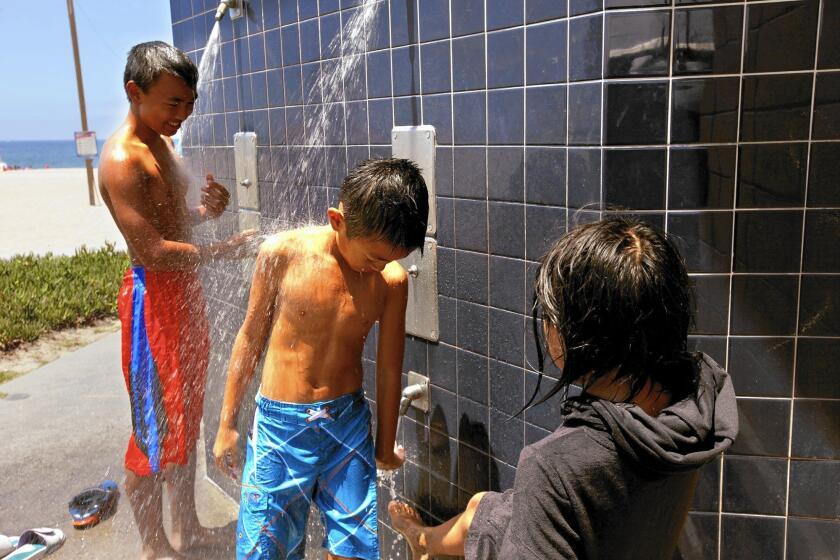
left=465, top=354, right=738, bottom=560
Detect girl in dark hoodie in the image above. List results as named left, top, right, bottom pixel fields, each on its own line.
left=389, top=217, right=738, bottom=559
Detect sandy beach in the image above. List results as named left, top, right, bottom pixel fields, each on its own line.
left=0, top=168, right=127, bottom=259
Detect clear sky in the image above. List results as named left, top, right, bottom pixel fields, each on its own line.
left=0, top=0, right=174, bottom=141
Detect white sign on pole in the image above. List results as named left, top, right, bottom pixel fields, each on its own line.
left=74, top=131, right=97, bottom=158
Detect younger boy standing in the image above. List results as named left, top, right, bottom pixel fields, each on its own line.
left=213, top=158, right=429, bottom=560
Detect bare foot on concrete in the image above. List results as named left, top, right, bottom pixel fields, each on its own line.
left=170, top=523, right=235, bottom=554
left=388, top=501, right=428, bottom=560
left=139, top=542, right=186, bottom=560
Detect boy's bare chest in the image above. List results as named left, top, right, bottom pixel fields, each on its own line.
left=279, top=262, right=384, bottom=334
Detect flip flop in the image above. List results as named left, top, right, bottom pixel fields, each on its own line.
left=68, top=479, right=119, bottom=529
left=6, top=528, right=64, bottom=559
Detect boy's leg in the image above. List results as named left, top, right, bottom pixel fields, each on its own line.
left=388, top=492, right=487, bottom=559
left=165, top=449, right=231, bottom=553
left=125, top=469, right=184, bottom=560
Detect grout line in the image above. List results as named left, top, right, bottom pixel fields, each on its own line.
left=664, top=2, right=675, bottom=232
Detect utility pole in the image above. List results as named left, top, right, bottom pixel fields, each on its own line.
left=66, top=0, right=97, bottom=206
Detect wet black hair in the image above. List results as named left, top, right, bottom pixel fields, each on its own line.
left=340, top=158, right=429, bottom=251
left=123, top=41, right=198, bottom=101
left=524, top=217, right=699, bottom=411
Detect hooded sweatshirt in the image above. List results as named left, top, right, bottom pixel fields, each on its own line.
left=465, top=354, right=738, bottom=560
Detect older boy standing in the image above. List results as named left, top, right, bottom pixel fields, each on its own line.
left=99, top=41, right=252, bottom=560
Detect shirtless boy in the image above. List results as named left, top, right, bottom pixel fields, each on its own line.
left=213, top=158, right=429, bottom=560
left=99, top=41, right=253, bottom=560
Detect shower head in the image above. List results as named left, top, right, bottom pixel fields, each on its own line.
left=214, top=0, right=239, bottom=21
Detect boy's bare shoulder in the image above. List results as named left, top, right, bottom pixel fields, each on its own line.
left=257, top=226, right=329, bottom=261
left=381, top=261, right=408, bottom=288
left=99, top=132, right=154, bottom=188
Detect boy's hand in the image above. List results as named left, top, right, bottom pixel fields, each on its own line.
left=213, top=229, right=260, bottom=260
left=376, top=444, right=406, bottom=471
left=202, top=174, right=231, bottom=219
left=213, top=427, right=242, bottom=480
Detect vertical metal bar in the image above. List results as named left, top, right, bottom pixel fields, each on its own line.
left=66, top=0, right=96, bottom=206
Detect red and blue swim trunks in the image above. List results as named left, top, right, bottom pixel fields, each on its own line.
left=117, top=266, right=209, bottom=476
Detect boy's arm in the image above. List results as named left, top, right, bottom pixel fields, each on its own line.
left=100, top=156, right=247, bottom=270
left=374, top=263, right=409, bottom=470
left=213, top=242, right=283, bottom=478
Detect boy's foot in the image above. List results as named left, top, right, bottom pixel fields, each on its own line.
left=388, top=501, right=428, bottom=560
left=170, top=524, right=233, bottom=553
left=140, top=542, right=187, bottom=560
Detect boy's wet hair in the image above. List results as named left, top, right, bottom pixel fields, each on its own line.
left=526, top=217, right=699, bottom=410
left=340, top=158, right=429, bottom=250
left=123, top=41, right=198, bottom=101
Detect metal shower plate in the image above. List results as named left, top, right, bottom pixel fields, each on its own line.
left=234, top=132, right=259, bottom=210
left=399, top=237, right=439, bottom=342
left=391, top=125, right=436, bottom=237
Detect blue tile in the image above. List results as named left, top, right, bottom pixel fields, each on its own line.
left=173, top=21, right=195, bottom=53
left=346, top=100, right=369, bottom=145
left=568, top=83, right=601, bottom=146
left=391, top=0, right=419, bottom=47
left=320, top=0, right=340, bottom=13
left=526, top=204, right=566, bottom=261
left=451, top=0, right=485, bottom=37
left=239, top=72, right=254, bottom=110
left=301, top=62, right=321, bottom=104
left=299, top=18, right=320, bottom=62
left=570, top=0, right=601, bottom=15
left=489, top=308, right=525, bottom=365
left=487, top=0, right=524, bottom=31
left=368, top=98, right=394, bottom=144
left=247, top=0, right=265, bottom=34
left=452, top=35, right=486, bottom=92
left=283, top=65, right=303, bottom=104
left=367, top=3, right=391, bottom=52
left=342, top=56, right=368, bottom=101
left=422, top=94, right=452, bottom=144
left=488, top=147, right=524, bottom=202
left=527, top=0, right=566, bottom=23
left=265, top=29, right=283, bottom=69
left=567, top=148, right=600, bottom=209
left=219, top=12, right=234, bottom=42
left=569, top=14, right=602, bottom=81
left=317, top=59, right=340, bottom=103
left=251, top=72, right=269, bottom=109
left=223, top=77, right=240, bottom=111
left=456, top=250, right=489, bottom=304
left=420, top=0, right=450, bottom=42
left=212, top=114, right=227, bottom=146
left=210, top=83, right=226, bottom=113
left=437, top=196, right=455, bottom=247
left=436, top=146, right=454, bottom=197
left=325, top=146, right=347, bottom=188
left=235, top=37, right=251, bottom=74
left=323, top=103, right=346, bottom=145
left=453, top=91, right=486, bottom=145
left=421, top=40, right=451, bottom=94
left=367, top=51, right=393, bottom=98
left=454, top=198, right=488, bottom=252
left=527, top=21, right=567, bottom=85
left=603, top=148, right=666, bottom=210
left=320, top=12, right=341, bottom=58
left=395, top=96, right=422, bottom=126
left=526, top=147, right=565, bottom=206
left=269, top=107, right=287, bottom=145
left=252, top=109, right=270, bottom=147
left=429, top=343, right=457, bottom=392
left=488, top=89, right=524, bottom=145
left=281, top=24, right=301, bottom=65
left=393, top=45, right=421, bottom=96
left=489, top=256, right=526, bottom=315
left=280, top=0, right=298, bottom=23
left=222, top=41, right=237, bottom=77
left=605, top=81, right=668, bottom=145
left=489, top=202, right=525, bottom=258
left=454, top=147, right=487, bottom=199
left=264, top=0, right=281, bottom=29
left=526, top=85, right=566, bottom=145
left=605, top=11, right=671, bottom=78
left=286, top=106, right=304, bottom=144
left=298, top=0, right=318, bottom=20
left=487, top=28, right=524, bottom=88
left=457, top=307, right=489, bottom=363
left=438, top=245, right=457, bottom=297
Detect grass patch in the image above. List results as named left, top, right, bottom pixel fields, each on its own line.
left=0, top=370, right=23, bottom=384
left=0, top=245, right=129, bottom=351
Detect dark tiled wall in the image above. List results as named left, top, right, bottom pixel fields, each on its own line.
left=171, top=0, right=840, bottom=557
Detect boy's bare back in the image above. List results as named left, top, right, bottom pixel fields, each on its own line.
left=246, top=225, right=408, bottom=403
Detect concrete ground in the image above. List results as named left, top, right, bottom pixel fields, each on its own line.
left=0, top=333, right=238, bottom=559
left=0, top=168, right=126, bottom=259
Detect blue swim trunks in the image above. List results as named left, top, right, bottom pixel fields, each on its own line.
left=237, top=390, right=378, bottom=560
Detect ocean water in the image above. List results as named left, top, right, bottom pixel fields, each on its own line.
left=0, top=140, right=107, bottom=169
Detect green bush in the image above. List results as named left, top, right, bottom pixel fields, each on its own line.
left=0, top=244, right=129, bottom=351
